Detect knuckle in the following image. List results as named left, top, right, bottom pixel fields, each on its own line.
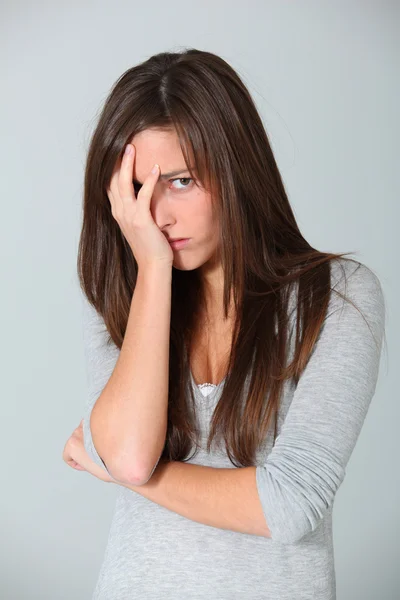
left=120, top=192, right=133, bottom=204
left=111, top=206, right=122, bottom=222
left=136, top=187, right=149, bottom=200
left=118, top=184, right=133, bottom=202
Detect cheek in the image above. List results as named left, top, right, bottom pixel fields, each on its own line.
left=180, top=190, right=217, bottom=245
left=192, top=212, right=215, bottom=241
left=189, top=193, right=214, bottom=228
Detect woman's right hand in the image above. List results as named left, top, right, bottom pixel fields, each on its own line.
left=106, top=143, right=174, bottom=269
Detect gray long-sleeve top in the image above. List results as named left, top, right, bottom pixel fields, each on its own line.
left=81, top=258, right=385, bottom=599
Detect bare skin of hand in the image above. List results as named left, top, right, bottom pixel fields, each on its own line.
left=62, top=419, right=115, bottom=483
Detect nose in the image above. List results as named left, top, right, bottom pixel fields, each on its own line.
left=149, top=187, right=176, bottom=231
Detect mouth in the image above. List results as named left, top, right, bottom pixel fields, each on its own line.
left=168, top=238, right=190, bottom=250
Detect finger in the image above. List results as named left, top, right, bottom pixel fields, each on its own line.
left=107, top=155, right=124, bottom=214
left=135, top=163, right=160, bottom=213
left=108, top=142, right=133, bottom=213
left=118, top=143, right=137, bottom=209
left=67, top=459, right=86, bottom=471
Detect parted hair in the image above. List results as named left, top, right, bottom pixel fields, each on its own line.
left=77, top=47, right=379, bottom=468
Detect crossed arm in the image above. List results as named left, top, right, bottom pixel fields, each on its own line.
left=70, top=261, right=385, bottom=545
left=120, top=459, right=272, bottom=538
left=63, top=420, right=271, bottom=538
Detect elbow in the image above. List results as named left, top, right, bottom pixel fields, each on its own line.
left=87, top=406, right=166, bottom=487
left=114, top=456, right=161, bottom=487
left=255, top=462, right=343, bottom=545
left=113, top=448, right=164, bottom=487
left=115, top=438, right=166, bottom=487
left=110, top=464, right=147, bottom=487
left=261, top=500, right=326, bottom=545
left=268, top=516, right=316, bottom=545
left=87, top=407, right=152, bottom=486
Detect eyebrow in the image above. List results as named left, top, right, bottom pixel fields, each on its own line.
left=132, top=167, right=192, bottom=186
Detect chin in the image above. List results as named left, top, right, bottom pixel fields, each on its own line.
left=172, top=259, right=198, bottom=272
left=171, top=250, right=205, bottom=272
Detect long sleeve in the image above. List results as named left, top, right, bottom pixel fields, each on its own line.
left=255, top=260, right=386, bottom=545
left=80, top=295, right=120, bottom=477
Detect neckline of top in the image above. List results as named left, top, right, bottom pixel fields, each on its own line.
left=189, top=371, right=226, bottom=408
left=189, top=368, right=227, bottom=389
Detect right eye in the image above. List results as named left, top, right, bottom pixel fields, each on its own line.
left=133, top=183, right=142, bottom=196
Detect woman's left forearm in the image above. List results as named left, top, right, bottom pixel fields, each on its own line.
left=120, top=460, right=271, bottom=538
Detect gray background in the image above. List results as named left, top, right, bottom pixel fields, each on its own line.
left=1, top=1, right=398, bottom=598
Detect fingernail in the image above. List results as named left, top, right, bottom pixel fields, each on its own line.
left=125, top=144, right=132, bottom=155
left=151, top=163, right=159, bottom=174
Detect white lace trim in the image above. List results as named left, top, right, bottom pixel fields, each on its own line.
left=197, top=382, right=217, bottom=397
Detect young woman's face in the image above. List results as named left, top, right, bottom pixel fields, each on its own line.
left=129, top=127, right=220, bottom=272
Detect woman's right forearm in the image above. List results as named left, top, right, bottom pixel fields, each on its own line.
left=90, top=263, right=172, bottom=485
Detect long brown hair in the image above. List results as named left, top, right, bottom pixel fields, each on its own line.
left=77, top=48, right=384, bottom=468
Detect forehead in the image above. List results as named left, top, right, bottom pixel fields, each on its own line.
left=130, top=128, right=184, bottom=160
left=130, top=128, right=195, bottom=183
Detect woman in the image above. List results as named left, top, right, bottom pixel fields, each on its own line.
left=63, top=48, right=386, bottom=599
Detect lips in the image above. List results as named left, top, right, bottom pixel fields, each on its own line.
left=168, top=238, right=190, bottom=250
